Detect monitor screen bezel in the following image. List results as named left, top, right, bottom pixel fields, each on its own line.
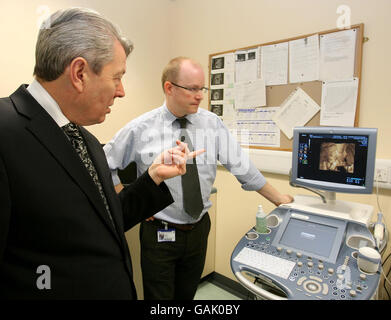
left=290, top=126, right=377, bottom=194
left=272, top=210, right=347, bottom=263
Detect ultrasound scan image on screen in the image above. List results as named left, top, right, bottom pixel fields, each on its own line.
left=319, top=143, right=355, bottom=173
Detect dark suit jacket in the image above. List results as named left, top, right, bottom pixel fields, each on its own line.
left=0, top=85, right=174, bottom=299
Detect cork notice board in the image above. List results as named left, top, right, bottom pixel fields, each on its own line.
left=208, top=24, right=364, bottom=151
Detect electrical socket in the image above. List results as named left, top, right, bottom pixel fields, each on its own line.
left=375, top=168, right=388, bottom=183
left=374, top=159, right=391, bottom=185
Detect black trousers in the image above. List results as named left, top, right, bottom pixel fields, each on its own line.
left=140, top=213, right=211, bottom=300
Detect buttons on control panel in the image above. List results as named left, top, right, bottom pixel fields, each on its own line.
left=235, top=220, right=378, bottom=300
left=296, top=275, right=328, bottom=296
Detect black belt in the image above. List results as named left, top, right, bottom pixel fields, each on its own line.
left=149, top=213, right=207, bottom=231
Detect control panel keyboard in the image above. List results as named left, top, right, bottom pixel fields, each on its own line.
left=234, top=247, right=296, bottom=279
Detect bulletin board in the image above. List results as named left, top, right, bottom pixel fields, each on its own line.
left=208, top=24, right=364, bottom=151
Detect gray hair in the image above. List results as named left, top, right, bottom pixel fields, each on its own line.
left=34, top=7, right=133, bottom=81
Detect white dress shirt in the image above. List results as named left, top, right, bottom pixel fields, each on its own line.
left=104, top=103, right=267, bottom=224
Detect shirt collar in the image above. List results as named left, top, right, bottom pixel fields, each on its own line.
left=26, top=79, right=70, bottom=127
left=161, top=101, right=198, bottom=127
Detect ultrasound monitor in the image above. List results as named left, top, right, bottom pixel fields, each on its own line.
left=291, top=127, right=377, bottom=196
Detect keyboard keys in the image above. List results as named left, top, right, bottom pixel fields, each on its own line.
left=234, top=247, right=296, bottom=279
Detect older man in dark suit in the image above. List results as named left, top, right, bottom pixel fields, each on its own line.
left=0, top=8, right=201, bottom=299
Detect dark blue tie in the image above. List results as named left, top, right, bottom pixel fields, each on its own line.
left=177, top=118, right=204, bottom=219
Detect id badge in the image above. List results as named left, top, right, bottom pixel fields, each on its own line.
left=157, top=229, right=176, bottom=242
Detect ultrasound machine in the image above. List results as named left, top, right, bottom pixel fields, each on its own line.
left=231, top=126, right=387, bottom=300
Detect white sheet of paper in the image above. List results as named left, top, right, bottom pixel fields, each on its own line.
left=224, top=87, right=235, bottom=101
left=236, top=130, right=280, bottom=148
left=236, top=107, right=279, bottom=121
left=319, top=29, right=356, bottom=81
left=260, top=42, right=289, bottom=85
left=235, top=49, right=259, bottom=83
left=320, top=78, right=358, bottom=126
left=235, top=107, right=280, bottom=147
left=221, top=103, right=235, bottom=121
left=272, top=87, right=320, bottom=139
left=234, top=79, right=266, bottom=108
left=289, top=34, right=319, bottom=83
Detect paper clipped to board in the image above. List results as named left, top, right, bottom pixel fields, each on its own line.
left=319, top=29, right=357, bottom=81
left=234, top=79, right=266, bottom=109
left=272, top=87, right=320, bottom=140
left=235, top=48, right=259, bottom=83
left=260, top=42, right=289, bottom=86
left=289, top=34, right=320, bottom=83
left=320, top=78, right=358, bottom=126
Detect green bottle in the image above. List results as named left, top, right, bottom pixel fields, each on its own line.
left=256, top=204, right=268, bottom=234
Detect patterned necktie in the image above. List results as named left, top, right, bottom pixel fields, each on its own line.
left=177, top=118, right=204, bottom=219
left=62, top=123, right=115, bottom=228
